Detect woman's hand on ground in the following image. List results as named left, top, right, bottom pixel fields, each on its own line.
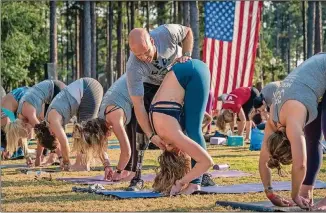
left=266, top=192, right=294, bottom=207
left=104, top=166, right=114, bottom=181
left=112, top=170, right=123, bottom=182
left=292, top=195, right=311, bottom=210
left=170, top=180, right=184, bottom=196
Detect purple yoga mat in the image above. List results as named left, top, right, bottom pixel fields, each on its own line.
left=201, top=180, right=326, bottom=194
left=57, top=170, right=250, bottom=185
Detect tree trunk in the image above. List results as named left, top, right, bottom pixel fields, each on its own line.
left=131, top=1, right=135, bottom=30
left=157, top=2, right=166, bottom=26
left=116, top=2, right=123, bottom=79
left=65, top=2, right=70, bottom=83
left=190, top=2, right=199, bottom=59
left=274, top=3, right=280, bottom=56
left=302, top=1, right=307, bottom=60
left=49, top=1, right=57, bottom=79
left=90, top=1, right=97, bottom=79
left=314, top=1, right=322, bottom=54
left=75, top=9, right=80, bottom=80
left=105, top=1, right=114, bottom=89
left=178, top=1, right=183, bottom=24
left=183, top=2, right=190, bottom=26
left=173, top=1, right=178, bottom=23
left=307, top=1, right=315, bottom=58
left=83, top=1, right=91, bottom=77
left=287, top=13, right=291, bottom=74
left=146, top=1, right=150, bottom=31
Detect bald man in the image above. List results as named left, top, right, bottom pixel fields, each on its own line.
left=125, top=24, right=193, bottom=191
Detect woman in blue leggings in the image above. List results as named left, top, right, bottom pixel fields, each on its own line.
left=149, top=59, right=214, bottom=195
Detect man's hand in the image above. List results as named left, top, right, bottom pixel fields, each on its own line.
left=151, top=135, right=166, bottom=150
left=176, top=56, right=191, bottom=63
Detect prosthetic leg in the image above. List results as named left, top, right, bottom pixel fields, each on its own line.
left=125, top=133, right=150, bottom=191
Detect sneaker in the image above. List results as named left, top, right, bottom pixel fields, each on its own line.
left=201, top=173, right=216, bottom=187
left=125, top=177, right=144, bottom=191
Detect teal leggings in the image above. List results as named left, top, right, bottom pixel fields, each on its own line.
left=172, top=59, right=211, bottom=184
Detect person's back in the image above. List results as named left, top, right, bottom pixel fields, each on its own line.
left=260, top=81, right=280, bottom=107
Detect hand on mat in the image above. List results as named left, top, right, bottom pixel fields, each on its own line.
left=170, top=180, right=184, bottom=196
left=292, top=195, right=311, bottom=210
left=112, top=170, right=123, bottom=182
left=26, top=157, right=34, bottom=167
left=104, top=166, right=114, bottom=181
left=176, top=56, right=191, bottom=63
left=267, top=193, right=294, bottom=207
left=151, top=135, right=166, bottom=150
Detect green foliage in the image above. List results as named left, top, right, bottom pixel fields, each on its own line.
left=1, top=2, right=48, bottom=89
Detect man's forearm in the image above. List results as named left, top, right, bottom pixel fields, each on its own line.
left=182, top=28, right=194, bottom=55
left=134, top=105, right=153, bottom=138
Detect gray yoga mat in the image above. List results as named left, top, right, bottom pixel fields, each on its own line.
left=59, top=170, right=250, bottom=185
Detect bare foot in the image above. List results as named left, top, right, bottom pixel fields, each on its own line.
left=179, top=183, right=201, bottom=195
left=313, top=198, right=326, bottom=211
left=122, top=171, right=135, bottom=181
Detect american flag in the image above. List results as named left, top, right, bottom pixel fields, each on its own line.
left=203, top=1, right=263, bottom=109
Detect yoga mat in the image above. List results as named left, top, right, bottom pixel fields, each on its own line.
left=108, top=145, right=120, bottom=150
left=0, top=164, right=27, bottom=169
left=199, top=180, right=326, bottom=194
left=215, top=199, right=322, bottom=212
left=96, top=190, right=164, bottom=199
left=59, top=170, right=250, bottom=185
left=17, top=167, right=61, bottom=174
left=58, top=173, right=156, bottom=185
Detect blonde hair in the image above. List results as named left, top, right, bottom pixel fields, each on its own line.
left=152, top=151, right=191, bottom=194
left=216, top=110, right=234, bottom=132
left=72, top=119, right=109, bottom=165
left=5, top=119, right=28, bottom=153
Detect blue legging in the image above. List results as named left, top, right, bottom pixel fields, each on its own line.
left=303, top=92, right=326, bottom=185
left=173, top=59, right=210, bottom=184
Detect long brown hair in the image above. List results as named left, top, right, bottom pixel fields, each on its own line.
left=216, top=110, right=234, bottom=132
left=266, top=130, right=292, bottom=176
left=34, top=121, right=57, bottom=150
left=152, top=151, right=191, bottom=194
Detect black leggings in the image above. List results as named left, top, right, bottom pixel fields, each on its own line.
left=303, top=93, right=326, bottom=185
left=124, top=109, right=138, bottom=172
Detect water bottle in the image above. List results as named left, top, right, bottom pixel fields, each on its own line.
left=26, top=170, right=44, bottom=176
left=227, top=129, right=233, bottom=136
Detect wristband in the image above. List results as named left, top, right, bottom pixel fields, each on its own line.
left=266, top=192, right=276, bottom=200
left=116, top=169, right=122, bottom=174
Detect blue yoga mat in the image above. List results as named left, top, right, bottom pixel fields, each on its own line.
left=96, top=190, right=164, bottom=199
left=108, top=145, right=120, bottom=150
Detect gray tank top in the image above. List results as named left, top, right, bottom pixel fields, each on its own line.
left=261, top=81, right=280, bottom=107
left=17, top=80, right=55, bottom=117
left=273, top=53, right=326, bottom=125
left=45, top=79, right=84, bottom=125
left=98, top=74, right=133, bottom=125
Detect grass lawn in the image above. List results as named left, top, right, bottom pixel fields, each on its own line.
left=1, top=140, right=325, bottom=212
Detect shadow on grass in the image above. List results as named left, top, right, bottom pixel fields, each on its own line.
left=1, top=179, right=70, bottom=188
left=211, top=154, right=258, bottom=158
left=3, top=192, right=112, bottom=204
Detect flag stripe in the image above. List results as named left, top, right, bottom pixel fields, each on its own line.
left=232, top=1, right=245, bottom=91
left=204, top=1, right=263, bottom=109
left=240, top=1, right=254, bottom=87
